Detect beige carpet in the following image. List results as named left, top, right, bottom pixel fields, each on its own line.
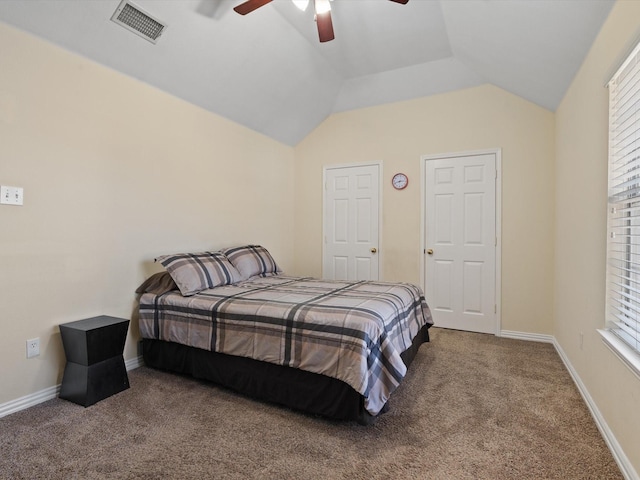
left=0, top=328, right=623, bottom=479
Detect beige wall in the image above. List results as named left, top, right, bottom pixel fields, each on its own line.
left=555, top=0, right=640, bottom=474
left=293, top=84, right=556, bottom=335
left=4, top=7, right=639, bottom=475
left=0, top=23, right=295, bottom=404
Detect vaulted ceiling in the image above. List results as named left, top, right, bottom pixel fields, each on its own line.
left=0, top=0, right=615, bottom=145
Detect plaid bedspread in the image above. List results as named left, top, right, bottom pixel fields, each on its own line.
left=139, top=276, right=433, bottom=415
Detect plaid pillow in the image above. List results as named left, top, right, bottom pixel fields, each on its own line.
left=221, top=245, right=282, bottom=280
left=156, top=251, right=242, bottom=296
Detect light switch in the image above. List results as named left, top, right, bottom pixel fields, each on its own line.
left=0, top=185, right=24, bottom=206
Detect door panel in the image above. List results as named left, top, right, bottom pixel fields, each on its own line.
left=324, top=165, right=379, bottom=281
left=464, top=193, right=484, bottom=244
left=433, top=260, right=454, bottom=311
left=425, top=153, right=496, bottom=334
left=333, top=199, right=348, bottom=242
left=356, top=198, right=372, bottom=242
left=333, top=257, right=348, bottom=279
left=356, top=256, right=372, bottom=280
left=435, top=194, right=454, bottom=244
left=463, top=261, right=483, bottom=313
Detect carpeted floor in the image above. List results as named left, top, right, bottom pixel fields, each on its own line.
left=0, top=328, right=623, bottom=479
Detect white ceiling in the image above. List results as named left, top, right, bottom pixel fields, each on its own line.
left=0, top=0, right=614, bottom=146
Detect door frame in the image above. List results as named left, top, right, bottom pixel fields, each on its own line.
left=420, top=148, right=502, bottom=335
left=322, top=161, right=384, bottom=280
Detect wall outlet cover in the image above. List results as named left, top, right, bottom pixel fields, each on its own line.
left=1, top=185, right=24, bottom=206
left=26, top=338, right=40, bottom=358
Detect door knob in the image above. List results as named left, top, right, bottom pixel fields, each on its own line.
left=426, top=249, right=434, bottom=255
left=370, top=247, right=377, bottom=253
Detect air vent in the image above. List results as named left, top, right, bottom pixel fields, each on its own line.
left=111, top=0, right=167, bottom=44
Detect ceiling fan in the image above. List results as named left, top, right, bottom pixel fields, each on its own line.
left=233, top=0, right=409, bottom=43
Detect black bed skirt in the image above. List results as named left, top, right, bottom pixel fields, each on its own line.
left=142, top=324, right=430, bottom=424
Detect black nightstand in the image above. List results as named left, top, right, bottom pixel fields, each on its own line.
left=59, top=315, right=130, bottom=407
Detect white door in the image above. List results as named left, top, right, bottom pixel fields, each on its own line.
left=425, top=153, right=497, bottom=334
left=323, top=164, right=380, bottom=281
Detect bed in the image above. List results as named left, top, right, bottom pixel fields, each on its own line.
left=137, top=245, right=433, bottom=424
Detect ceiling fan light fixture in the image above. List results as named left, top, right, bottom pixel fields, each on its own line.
left=292, top=0, right=309, bottom=11
left=234, top=0, right=405, bottom=44
left=314, top=0, right=331, bottom=15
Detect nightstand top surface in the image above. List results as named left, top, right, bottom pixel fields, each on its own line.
left=60, top=315, right=129, bottom=332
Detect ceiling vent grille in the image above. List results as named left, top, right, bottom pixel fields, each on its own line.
left=111, top=0, right=167, bottom=44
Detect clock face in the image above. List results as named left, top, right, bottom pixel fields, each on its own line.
left=392, top=173, right=408, bottom=190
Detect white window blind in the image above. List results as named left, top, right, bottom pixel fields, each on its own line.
left=607, top=39, right=640, bottom=356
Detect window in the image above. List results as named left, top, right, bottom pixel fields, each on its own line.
left=604, top=39, right=640, bottom=374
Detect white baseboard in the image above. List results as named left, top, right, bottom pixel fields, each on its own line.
left=125, top=354, right=145, bottom=371
left=501, top=328, right=638, bottom=479
left=0, top=355, right=144, bottom=419
left=499, top=329, right=555, bottom=343
left=0, top=383, right=62, bottom=419
left=552, top=338, right=638, bottom=480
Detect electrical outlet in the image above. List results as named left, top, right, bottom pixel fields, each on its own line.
left=26, top=337, right=40, bottom=358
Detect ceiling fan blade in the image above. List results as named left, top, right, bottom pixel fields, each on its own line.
left=233, top=0, right=273, bottom=15
left=316, top=11, right=335, bottom=42
left=388, top=0, right=409, bottom=4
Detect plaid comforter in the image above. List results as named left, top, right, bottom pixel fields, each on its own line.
left=139, top=276, right=433, bottom=415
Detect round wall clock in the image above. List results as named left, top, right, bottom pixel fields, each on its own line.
left=392, top=173, right=408, bottom=190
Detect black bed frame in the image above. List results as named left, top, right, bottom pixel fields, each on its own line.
left=142, top=324, right=430, bottom=424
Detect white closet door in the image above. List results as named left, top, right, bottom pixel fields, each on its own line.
left=324, top=164, right=380, bottom=281
left=425, top=153, right=497, bottom=334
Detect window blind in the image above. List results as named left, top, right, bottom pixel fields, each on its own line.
left=607, top=39, right=640, bottom=355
